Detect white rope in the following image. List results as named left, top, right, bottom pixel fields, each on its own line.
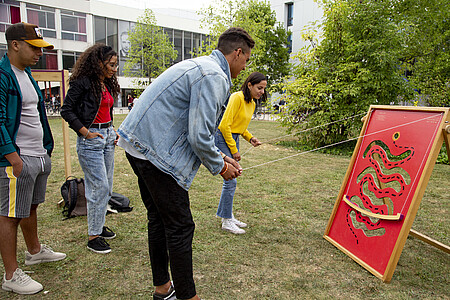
left=243, top=138, right=355, bottom=170
left=241, top=112, right=367, bottom=157
left=243, top=113, right=442, bottom=171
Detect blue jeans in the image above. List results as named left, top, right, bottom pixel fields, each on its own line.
left=215, top=130, right=239, bottom=219
left=77, top=126, right=115, bottom=236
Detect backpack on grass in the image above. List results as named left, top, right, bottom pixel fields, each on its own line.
left=61, top=176, right=87, bottom=218
left=61, top=177, right=133, bottom=218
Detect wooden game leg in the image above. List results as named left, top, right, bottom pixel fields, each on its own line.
left=444, top=125, right=450, bottom=165
left=409, top=229, right=450, bottom=254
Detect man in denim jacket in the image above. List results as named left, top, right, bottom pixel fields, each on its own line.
left=118, top=27, right=254, bottom=300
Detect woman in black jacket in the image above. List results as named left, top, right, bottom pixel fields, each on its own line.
left=61, top=44, right=120, bottom=254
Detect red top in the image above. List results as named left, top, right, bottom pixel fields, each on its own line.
left=94, top=88, right=114, bottom=124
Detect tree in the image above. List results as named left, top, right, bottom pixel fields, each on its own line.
left=277, top=0, right=449, bottom=148
left=124, top=9, right=177, bottom=93
left=400, top=0, right=450, bottom=107
left=197, top=0, right=291, bottom=93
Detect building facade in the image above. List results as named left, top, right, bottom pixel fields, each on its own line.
left=269, top=0, right=323, bottom=55
left=0, top=0, right=208, bottom=107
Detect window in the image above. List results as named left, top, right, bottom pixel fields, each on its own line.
left=118, top=20, right=133, bottom=58
left=0, top=43, right=6, bottom=58
left=95, top=17, right=118, bottom=52
left=26, top=4, right=55, bottom=38
left=193, top=33, right=201, bottom=56
left=62, top=51, right=81, bottom=71
left=287, top=33, right=292, bottom=54
left=286, top=3, right=293, bottom=27
left=60, top=10, right=86, bottom=42
left=0, top=0, right=20, bottom=32
left=107, top=18, right=118, bottom=51
left=184, top=31, right=192, bottom=59
left=163, top=27, right=173, bottom=40
left=202, top=35, right=212, bottom=52
left=117, top=20, right=135, bottom=76
left=162, top=28, right=175, bottom=66
left=33, top=49, right=57, bottom=70
left=174, top=30, right=182, bottom=63
left=94, top=16, right=106, bottom=44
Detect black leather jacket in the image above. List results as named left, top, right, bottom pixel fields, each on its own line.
left=61, top=76, right=115, bottom=136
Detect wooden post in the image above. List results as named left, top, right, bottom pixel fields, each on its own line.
left=444, top=124, right=450, bottom=165
left=31, top=70, right=71, bottom=179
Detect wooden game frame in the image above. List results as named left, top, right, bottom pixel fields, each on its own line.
left=31, top=70, right=72, bottom=178
left=324, top=105, right=449, bottom=283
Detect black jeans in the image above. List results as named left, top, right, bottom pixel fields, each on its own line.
left=126, top=153, right=196, bottom=299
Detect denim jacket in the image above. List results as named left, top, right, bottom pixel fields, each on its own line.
left=118, top=50, right=231, bottom=190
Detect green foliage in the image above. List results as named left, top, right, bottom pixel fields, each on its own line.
left=277, top=0, right=449, bottom=148
left=197, top=0, right=291, bottom=93
left=124, top=9, right=177, bottom=94
left=402, top=0, right=450, bottom=107
left=436, top=145, right=449, bottom=164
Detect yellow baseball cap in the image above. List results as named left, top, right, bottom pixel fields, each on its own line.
left=5, top=22, right=54, bottom=49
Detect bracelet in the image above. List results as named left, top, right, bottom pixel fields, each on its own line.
left=83, top=131, right=90, bottom=139
left=220, top=152, right=226, bottom=159
left=219, top=162, right=228, bottom=175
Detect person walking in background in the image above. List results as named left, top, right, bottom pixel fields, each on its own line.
left=0, top=22, right=66, bottom=295
left=61, top=44, right=120, bottom=254
left=215, top=72, right=265, bottom=234
left=118, top=27, right=254, bottom=300
left=127, top=94, right=134, bottom=111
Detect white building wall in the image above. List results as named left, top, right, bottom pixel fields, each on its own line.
left=270, top=0, right=323, bottom=55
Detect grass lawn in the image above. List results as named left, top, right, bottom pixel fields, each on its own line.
left=2, top=115, right=448, bottom=299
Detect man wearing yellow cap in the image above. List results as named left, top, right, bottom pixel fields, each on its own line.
left=0, top=23, right=66, bottom=295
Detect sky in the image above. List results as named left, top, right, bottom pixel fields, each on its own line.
left=101, top=0, right=212, bottom=12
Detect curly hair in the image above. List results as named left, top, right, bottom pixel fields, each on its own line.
left=241, top=72, right=267, bottom=103
left=70, top=43, right=120, bottom=100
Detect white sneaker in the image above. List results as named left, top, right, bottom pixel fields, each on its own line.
left=231, top=214, right=247, bottom=228
left=25, top=244, right=67, bottom=266
left=2, top=268, right=43, bottom=295
left=222, top=218, right=245, bottom=234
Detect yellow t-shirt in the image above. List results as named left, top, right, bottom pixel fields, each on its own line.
left=218, top=91, right=255, bottom=154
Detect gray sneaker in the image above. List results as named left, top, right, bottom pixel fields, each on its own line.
left=231, top=214, right=248, bottom=228
left=222, top=218, right=245, bottom=234
left=2, top=268, right=43, bottom=295
left=25, top=244, right=67, bottom=266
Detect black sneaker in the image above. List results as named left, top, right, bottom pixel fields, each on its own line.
left=153, top=282, right=176, bottom=300
left=87, top=237, right=111, bottom=254
left=99, top=226, right=116, bottom=240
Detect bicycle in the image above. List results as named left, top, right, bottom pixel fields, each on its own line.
left=45, top=102, right=54, bottom=115
left=252, top=107, right=266, bottom=120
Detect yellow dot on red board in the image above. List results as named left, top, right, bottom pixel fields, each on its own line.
left=392, top=132, right=400, bottom=141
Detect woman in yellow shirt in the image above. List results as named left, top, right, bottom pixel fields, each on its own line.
left=215, top=72, right=266, bottom=234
